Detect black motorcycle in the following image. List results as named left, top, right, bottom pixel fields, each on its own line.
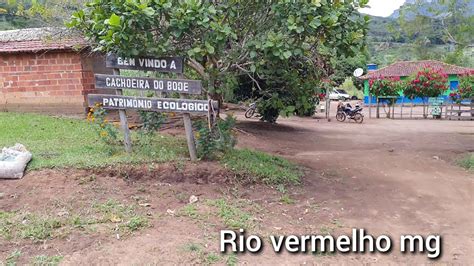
left=336, top=103, right=364, bottom=123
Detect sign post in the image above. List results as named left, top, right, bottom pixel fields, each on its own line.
left=179, top=74, right=198, bottom=161
left=113, top=68, right=132, bottom=153
left=90, top=54, right=216, bottom=161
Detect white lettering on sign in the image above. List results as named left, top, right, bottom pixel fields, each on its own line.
left=117, top=57, right=136, bottom=66
left=116, top=57, right=178, bottom=70
left=158, top=101, right=208, bottom=112
left=102, top=97, right=153, bottom=109
left=153, top=80, right=165, bottom=90
left=138, top=58, right=172, bottom=69
left=106, top=77, right=151, bottom=90
left=167, top=81, right=189, bottom=92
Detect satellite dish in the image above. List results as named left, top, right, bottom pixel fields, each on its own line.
left=353, top=68, right=364, bottom=77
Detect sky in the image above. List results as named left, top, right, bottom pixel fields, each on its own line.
left=359, top=0, right=406, bottom=17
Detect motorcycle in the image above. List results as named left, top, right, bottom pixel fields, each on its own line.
left=245, top=102, right=257, bottom=118
left=336, top=102, right=364, bottom=123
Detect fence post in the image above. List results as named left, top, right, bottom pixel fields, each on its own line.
left=400, top=97, right=404, bottom=119
left=368, top=93, right=372, bottom=119
left=376, top=97, right=380, bottom=119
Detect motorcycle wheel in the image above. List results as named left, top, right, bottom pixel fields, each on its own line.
left=354, top=113, right=364, bottom=124
left=245, top=108, right=255, bottom=118
left=336, top=112, right=346, bottom=122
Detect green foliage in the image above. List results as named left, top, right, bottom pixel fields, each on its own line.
left=280, top=194, right=296, bottom=204
left=367, top=0, right=474, bottom=68
left=221, top=149, right=302, bottom=185
left=339, top=78, right=364, bottom=99
left=195, top=115, right=237, bottom=160
left=126, top=216, right=148, bottom=232
left=69, top=0, right=369, bottom=122
left=5, top=250, right=21, bottom=266
left=458, top=74, right=474, bottom=99
left=13, top=214, right=62, bottom=241
left=331, top=53, right=368, bottom=89
left=138, top=111, right=166, bottom=135
left=458, top=153, right=474, bottom=171
left=32, top=255, right=63, bottom=266
left=87, top=104, right=120, bottom=148
left=1, top=0, right=86, bottom=28
left=252, top=65, right=320, bottom=122
left=208, top=199, right=253, bottom=229
left=369, top=77, right=404, bottom=97
left=0, top=112, right=185, bottom=170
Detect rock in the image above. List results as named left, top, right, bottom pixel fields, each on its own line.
left=433, top=156, right=440, bottom=160
left=189, top=195, right=198, bottom=204
left=166, top=209, right=175, bottom=216
left=388, top=148, right=395, bottom=153
left=57, top=211, right=69, bottom=217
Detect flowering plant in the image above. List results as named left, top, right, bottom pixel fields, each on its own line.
left=404, top=67, right=448, bottom=99
left=458, top=73, right=473, bottom=100
left=87, top=103, right=120, bottom=147
left=369, top=76, right=403, bottom=97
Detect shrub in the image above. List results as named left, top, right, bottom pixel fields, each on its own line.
left=404, top=67, right=448, bottom=99
left=458, top=73, right=473, bottom=99
left=195, top=115, right=237, bottom=160
left=138, top=111, right=166, bottom=135
left=87, top=104, right=120, bottom=147
left=369, top=77, right=403, bottom=97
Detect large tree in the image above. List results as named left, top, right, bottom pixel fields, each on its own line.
left=397, top=0, right=474, bottom=66
left=1, top=0, right=87, bottom=28
left=68, top=0, right=368, bottom=122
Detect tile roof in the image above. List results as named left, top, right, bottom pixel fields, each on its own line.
left=0, top=27, right=88, bottom=53
left=360, top=60, right=474, bottom=80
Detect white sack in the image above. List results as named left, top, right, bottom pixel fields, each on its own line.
left=0, top=144, right=32, bottom=179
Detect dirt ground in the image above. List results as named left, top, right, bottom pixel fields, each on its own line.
left=1, top=112, right=473, bottom=265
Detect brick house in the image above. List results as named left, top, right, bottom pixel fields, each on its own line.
left=360, top=60, right=473, bottom=104
left=0, top=28, right=109, bottom=114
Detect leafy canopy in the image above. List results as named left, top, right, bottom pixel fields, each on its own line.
left=68, top=0, right=369, bottom=122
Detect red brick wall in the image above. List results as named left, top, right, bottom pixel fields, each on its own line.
left=0, top=50, right=95, bottom=114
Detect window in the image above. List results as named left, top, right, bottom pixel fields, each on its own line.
left=450, top=80, right=459, bottom=91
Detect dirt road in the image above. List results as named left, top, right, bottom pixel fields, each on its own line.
left=1, top=115, right=473, bottom=264
left=236, top=115, right=474, bottom=264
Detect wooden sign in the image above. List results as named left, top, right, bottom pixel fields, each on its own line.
left=95, top=74, right=202, bottom=95
left=88, top=94, right=218, bottom=114
left=106, top=54, right=184, bottom=73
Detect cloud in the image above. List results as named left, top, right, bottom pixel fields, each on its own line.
left=359, top=0, right=406, bottom=17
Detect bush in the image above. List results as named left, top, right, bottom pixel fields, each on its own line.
left=138, top=111, right=166, bottom=135
left=369, top=77, right=403, bottom=97
left=458, top=73, right=473, bottom=99
left=195, top=115, right=237, bottom=160
left=404, top=67, right=448, bottom=99
left=87, top=104, right=120, bottom=147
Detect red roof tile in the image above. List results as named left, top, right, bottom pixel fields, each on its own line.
left=0, top=28, right=87, bottom=53
left=360, top=60, right=473, bottom=80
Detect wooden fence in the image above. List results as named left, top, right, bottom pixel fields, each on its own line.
left=368, top=97, right=474, bottom=121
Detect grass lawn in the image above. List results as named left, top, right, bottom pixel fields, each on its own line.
left=0, top=112, right=186, bottom=170
left=221, top=148, right=302, bottom=185
left=0, top=112, right=302, bottom=184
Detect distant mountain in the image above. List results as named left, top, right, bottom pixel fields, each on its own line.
left=389, top=0, right=474, bottom=19
left=365, top=0, right=474, bottom=68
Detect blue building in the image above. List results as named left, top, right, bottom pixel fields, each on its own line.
left=360, top=60, right=473, bottom=104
